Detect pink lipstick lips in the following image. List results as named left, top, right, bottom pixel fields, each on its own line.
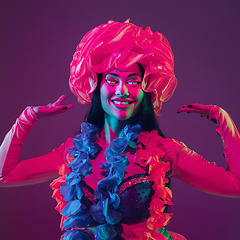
left=110, top=98, right=134, bottom=109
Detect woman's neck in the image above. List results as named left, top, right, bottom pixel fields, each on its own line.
left=103, top=115, right=132, bottom=145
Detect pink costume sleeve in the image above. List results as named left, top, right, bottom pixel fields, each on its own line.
left=0, top=107, right=68, bottom=186
left=163, top=106, right=240, bottom=197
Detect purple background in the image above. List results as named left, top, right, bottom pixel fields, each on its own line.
left=0, top=1, right=240, bottom=239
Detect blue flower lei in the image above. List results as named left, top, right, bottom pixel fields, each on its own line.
left=60, top=122, right=143, bottom=240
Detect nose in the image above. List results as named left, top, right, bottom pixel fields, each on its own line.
left=115, top=81, right=129, bottom=98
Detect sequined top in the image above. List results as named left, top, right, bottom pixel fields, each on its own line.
left=81, top=173, right=154, bottom=225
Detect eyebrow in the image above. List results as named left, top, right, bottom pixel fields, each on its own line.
left=105, top=73, right=141, bottom=78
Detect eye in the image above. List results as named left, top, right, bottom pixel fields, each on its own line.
left=104, top=74, right=119, bottom=85
left=105, top=78, right=119, bottom=85
left=126, top=77, right=142, bottom=86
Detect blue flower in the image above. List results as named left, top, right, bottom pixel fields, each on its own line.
left=89, top=203, right=105, bottom=223
left=62, top=229, right=93, bottom=240
left=68, top=153, right=92, bottom=176
left=81, top=122, right=99, bottom=134
left=61, top=199, right=87, bottom=217
left=91, top=189, right=122, bottom=225
left=69, top=137, right=101, bottom=160
left=104, top=148, right=128, bottom=176
left=103, top=192, right=122, bottom=224
left=104, top=147, right=127, bottom=164
left=121, top=124, right=143, bottom=140
left=94, top=224, right=117, bottom=240
left=60, top=172, right=83, bottom=201
left=62, top=211, right=92, bottom=229
left=95, top=173, right=121, bottom=197
left=65, top=172, right=82, bottom=186
left=110, top=138, right=128, bottom=152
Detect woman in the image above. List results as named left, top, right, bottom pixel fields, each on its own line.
left=0, top=20, right=240, bottom=240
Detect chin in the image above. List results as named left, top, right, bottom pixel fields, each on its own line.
left=114, top=112, right=137, bottom=121
left=116, top=116, right=132, bottom=121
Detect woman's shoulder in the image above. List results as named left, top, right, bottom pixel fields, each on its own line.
left=64, top=137, right=74, bottom=148
left=137, top=130, right=187, bottom=177
left=138, top=130, right=186, bottom=172
left=139, top=130, right=185, bottom=152
left=159, top=136, right=186, bottom=150
left=157, top=136, right=187, bottom=165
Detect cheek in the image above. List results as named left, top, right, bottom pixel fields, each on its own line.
left=100, top=84, right=111, bottom=100
left=100, top=83, right=113, bottom=112
left=132, top=88, right=144, bottom=103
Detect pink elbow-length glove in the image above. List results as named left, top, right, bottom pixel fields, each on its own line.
left=0, top=95, right=73, bottom=186
left=170, top=104, right=240, bottom=197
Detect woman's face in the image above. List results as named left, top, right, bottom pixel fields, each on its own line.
left=100, top=63, right=144, bottom=121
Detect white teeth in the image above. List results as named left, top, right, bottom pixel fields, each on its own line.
left=112, top=100, right=130, bottom=105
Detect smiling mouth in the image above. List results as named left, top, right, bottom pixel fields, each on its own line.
left=110, top=100, right=135, bottom=108
left=112, top=100, right=133, bottom=105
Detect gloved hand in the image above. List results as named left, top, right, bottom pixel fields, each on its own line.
left=32, top=95, right=74, bottom=118
left=177, top=103, right=214, bottom=117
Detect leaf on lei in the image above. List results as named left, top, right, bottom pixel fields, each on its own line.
left=128, top=140, right=138, bottom=149
left=94, top=223, right=117, bottom=240
left=142, top=210, right=172, bottom=234
left=143, top=230, right=168, bottom=240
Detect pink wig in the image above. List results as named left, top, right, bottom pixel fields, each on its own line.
left=69, top=19, right=177, bottom=116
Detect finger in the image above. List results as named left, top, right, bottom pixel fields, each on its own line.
left=55, top=104, right=74, bottom=112
left=62, top=104, right=74, bottom=110
left=177, top=108, right=201, bottom=114
left=53, top=95, right=66, bottom=106
left=67, top=104, right=74, bottom=109
left=181, top=103, right=202, bottom=109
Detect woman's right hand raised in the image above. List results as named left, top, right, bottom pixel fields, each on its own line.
left=32, top=95, right=74, bottom=118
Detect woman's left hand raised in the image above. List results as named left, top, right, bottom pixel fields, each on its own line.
left=177, top=103, right=214, bottom=117
left=33, top=95, right=74, bottom=118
